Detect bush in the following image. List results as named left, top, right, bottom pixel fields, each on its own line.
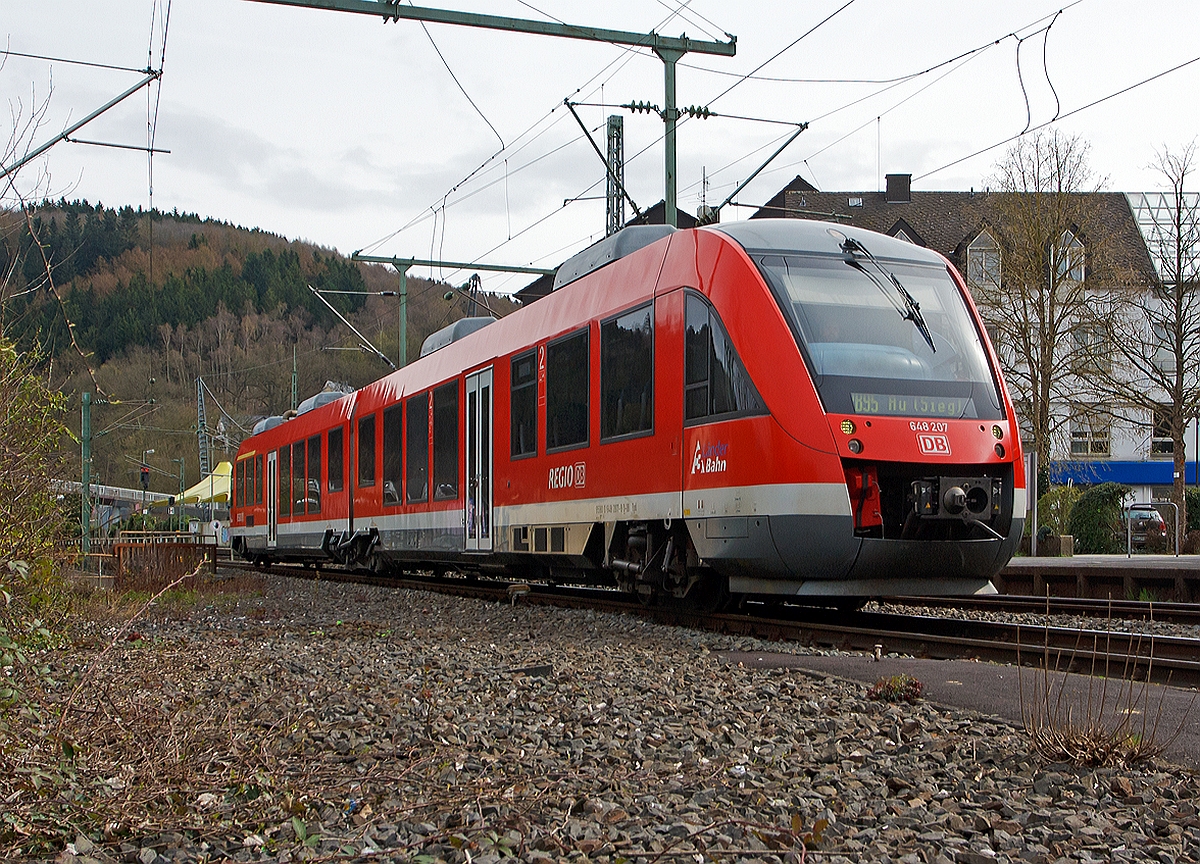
left=1067, top=482, right=1131, bottom=554
left=1184, top=530, right=1200, bottom=555
left=1038, top=484, right=1082, bottom=536
left=1187, top=488, right=1200, bottom=533
left=0, top=340, right=70, bottom=570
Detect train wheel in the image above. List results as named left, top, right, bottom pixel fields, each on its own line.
left=685, top=570, right=731, bottom=613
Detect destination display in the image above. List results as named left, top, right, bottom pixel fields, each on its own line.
left=851, top=392, right=971, bottom=418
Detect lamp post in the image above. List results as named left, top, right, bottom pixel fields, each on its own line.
left=172, top=457, right=185, bottom=530
left=141, top=448, right=155, bottom=516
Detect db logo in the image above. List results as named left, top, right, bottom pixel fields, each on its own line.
left=916, top=433, right=951, bottom=455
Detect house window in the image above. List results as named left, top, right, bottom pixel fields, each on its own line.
left=601, top=303, right=654, bottom=440
left=1152, top=408, right=1174, bottom=457
left=967, top=230, right=1001, bottom=292
left=1070, top=411, right=1110, bottom=458
left=1153, top=323, right=1177, bottom=373
left=546, top=329, right=589, bottom=451
left=1057, top=229, right=1085, bottom=283
left=684, top=291, right=765, bottom=423
left=893, top=229, right=914, bottom=244
left=1071, top=323, right=1110, bottom=374
left=510, top=349, right=537, bottom=458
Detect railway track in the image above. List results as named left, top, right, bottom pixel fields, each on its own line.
left=887, top=593, right=1200, bottom=627
left=219, top=560, right=1200, bottom=688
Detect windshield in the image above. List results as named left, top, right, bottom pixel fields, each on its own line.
left=755, top=253, right=1003, bottom=420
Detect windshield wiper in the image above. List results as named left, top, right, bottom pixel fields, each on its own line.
left=840, top=236, right=936, bottom=353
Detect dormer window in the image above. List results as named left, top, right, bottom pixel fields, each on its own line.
left=966, top=230, right=1001, bottom=292
left=1057, top=229, right=1085, bottom=282
left=893, top=229, right=914, bottom=244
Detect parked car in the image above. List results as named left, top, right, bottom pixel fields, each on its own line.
left=1121, top=504, right=1167, bottom=550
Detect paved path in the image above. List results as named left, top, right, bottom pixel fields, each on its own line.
left=719, top=651, right=1200, bottom=770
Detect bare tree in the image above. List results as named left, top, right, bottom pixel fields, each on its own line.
left=971, top=130, right=1118, bottom=478
left=1082, top=143, right=1200, bottom=532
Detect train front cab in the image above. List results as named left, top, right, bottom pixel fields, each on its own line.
left=691, top=220, right=1025, bottom=598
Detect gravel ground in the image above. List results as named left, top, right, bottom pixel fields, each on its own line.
left=18, top=576, right=1200, bottom=864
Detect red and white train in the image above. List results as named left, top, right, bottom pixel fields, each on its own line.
left=230, top=219, right=1025, bottom=607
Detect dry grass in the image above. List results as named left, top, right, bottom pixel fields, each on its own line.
left=1018, top=599, right=1194, bottom=767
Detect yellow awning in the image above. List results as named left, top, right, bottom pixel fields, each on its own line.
left=151, top=461, right=232, bottom=505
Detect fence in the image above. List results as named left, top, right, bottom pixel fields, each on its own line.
left=103, top=531, right=218, bottom=591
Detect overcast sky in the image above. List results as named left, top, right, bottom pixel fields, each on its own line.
left=5, top=0, right=1200, bottom=294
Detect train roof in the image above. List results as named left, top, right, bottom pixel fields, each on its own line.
left=553, top=224, right=676, bottom=290
left=712, top=218, right=948, bottom=267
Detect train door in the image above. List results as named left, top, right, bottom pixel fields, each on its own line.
left=465, top=368, right=493, bottom=551
left=266, top=449, right=278, bottom=547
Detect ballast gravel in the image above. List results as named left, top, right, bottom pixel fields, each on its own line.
left=44, top=577, right=1200, bottom=864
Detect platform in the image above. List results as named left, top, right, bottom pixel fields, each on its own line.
left=996, top=554, right=1200, bottom=601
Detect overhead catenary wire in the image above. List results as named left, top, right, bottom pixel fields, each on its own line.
left=0, top=48, right=148, bottom=75
left=361, top=1, right=1083, bottom=294
left=357, top=1, right=702, bottom=258
left=914, top=49, right=1200, bottom=182
left=702, top=3, right=1084, bottom=200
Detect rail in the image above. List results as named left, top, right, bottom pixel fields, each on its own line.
left=219, top=560, right=1200, bottom=688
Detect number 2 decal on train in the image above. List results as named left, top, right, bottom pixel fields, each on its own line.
left=916, top=433, right=951, bottom=455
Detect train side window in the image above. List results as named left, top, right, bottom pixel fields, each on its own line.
left=433, top=381, right=459, bottom=499
left=546, top=328, right=589, bottom=451
left=382, top=404, right=403, bottom=505
left=278, top=445, right=291, bottom=517
left=292, top=440, right=306, bottom=513
left=601, top=303, right=654, bottom=440
left=307, top=435, right=321, bottom=514
left=510, top=349, right=537, bottom=458
left=255, top=454, right=263, bottom=505
left=235, top=460, right=243, bottom=509
left=358, top=414, right=376, bottom=488
left=406, top=394, right=429, bottom=502
left=327, top=427, right=344, bottom=493
left=685, top=291, right=765, bottom=423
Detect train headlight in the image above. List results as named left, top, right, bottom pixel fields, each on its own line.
left=992, top=425, right=1003, bottom=440
left=847, top=438, right=863, bottom=454
left=995, top=443, right=1006, bottom=458
left=841, top=419, right=856, bottom=435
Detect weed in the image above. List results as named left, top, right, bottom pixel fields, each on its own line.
left=867, top=673, right=923, bottom=703
left=1018, top=597, right=1193, bottom=766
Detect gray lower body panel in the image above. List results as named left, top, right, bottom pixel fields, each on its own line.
left=700, top=512, right=1022, bottom=597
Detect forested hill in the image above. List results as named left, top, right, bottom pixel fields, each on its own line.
left=1, top=200, right=517, bottom=494
left=7, top=200, right=375, bottom=364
